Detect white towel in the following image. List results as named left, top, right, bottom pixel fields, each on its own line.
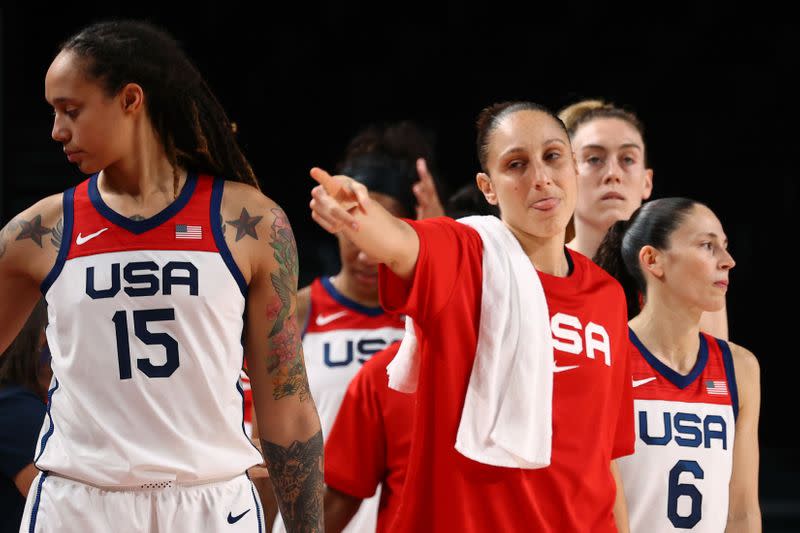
left=387, top=215, right=554, bottom=469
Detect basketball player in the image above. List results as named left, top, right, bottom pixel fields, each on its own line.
left=322, top=341, right=408, bottom=533
left=322, top=186, right=496, bottom=532
left=595, top=198, right=761, bottom=532
left=558, top=99, right=728, bottom=339
left=267, top=122, right=433, bottom=533
left=309, top=101, right=635, bottom=531
left=0, top=21, right=322, bottom=532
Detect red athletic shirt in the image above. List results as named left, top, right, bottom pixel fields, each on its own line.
left=325, top=342, right=414, bottom=533
left=379, top=217, right=634, bottom=533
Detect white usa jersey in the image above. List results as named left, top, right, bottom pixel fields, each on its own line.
left=36, top=174, right=262, bottom=487
left=273, top=277, right=404, bottom=533
left=617, top=329, right=738, bottom=532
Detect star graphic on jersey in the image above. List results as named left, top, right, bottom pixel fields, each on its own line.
left=15, top=214, right=53, bottom=248
left=226, top=208, right=263, bottom=242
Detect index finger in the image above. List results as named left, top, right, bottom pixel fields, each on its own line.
left=416, top=158, right=434, bottom=185
left=310, top=167, right=342, bottom=196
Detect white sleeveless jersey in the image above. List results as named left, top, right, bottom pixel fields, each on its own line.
left=36, top=174, right=262, bottom=487
left=617, top=330, right=738, bottom=532
left=273, top=277, right=404, bottom=533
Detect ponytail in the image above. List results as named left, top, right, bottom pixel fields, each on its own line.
left=595, top=218, right=642, bottom=318
left=594, top=197, right=701, bottom=319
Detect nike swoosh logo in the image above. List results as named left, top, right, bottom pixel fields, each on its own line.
left=76, top=227, right=109, bottom=245
left=632, top=377, right=657, bottom=388
left=553, top=363, right=580, bottom=373
left=316, top=310, right=348, bottom=326
left=227, top=509, right=250, bottom=524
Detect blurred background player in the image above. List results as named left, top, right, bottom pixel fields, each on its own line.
left=265, top=121, right=437, bottom=533
left=595, top=198, right=761, bottom=531
left=558, top=99, right=728, bottom=339
left=0, top=300, right=49, bottom=533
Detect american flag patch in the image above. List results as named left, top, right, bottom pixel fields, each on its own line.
left=706, top=380, right=728, bottom=396
left=175, top=224, right=202, bottom=240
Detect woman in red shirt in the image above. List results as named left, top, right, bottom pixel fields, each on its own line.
left=310, top=101, right=635, bottom=532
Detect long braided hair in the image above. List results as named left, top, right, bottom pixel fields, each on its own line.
left=60, top=20, right=260, bottom=195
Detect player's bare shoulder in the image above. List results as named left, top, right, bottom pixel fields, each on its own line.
left=218, top=180, right=296, bottom=284
left=0, top=193, right=64, bottom=283
left=727, top=341, right=761, bottom=392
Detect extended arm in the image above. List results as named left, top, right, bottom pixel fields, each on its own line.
left=309, top=168, right=419, bottom=280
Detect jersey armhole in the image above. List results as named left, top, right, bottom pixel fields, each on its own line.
left=717, top=338, right=740, bottom=420
left=210, top=179, right=248, bottom=297
left=40, top=188, right=75, bottom=295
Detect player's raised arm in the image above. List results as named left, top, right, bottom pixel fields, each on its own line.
left=309, top=167, right=419, bottom=280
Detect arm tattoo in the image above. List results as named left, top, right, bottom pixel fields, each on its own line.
left=265, top=208, right=309, bottom=401
left=0, top=218, right=20, bottom=260
left=50, top=218, right=64, bottom=250
left=261, top=430, right=324, bottom=533
left=15, top=215, right=52, bottom=248
left=226, top=207, right=262, bottom=241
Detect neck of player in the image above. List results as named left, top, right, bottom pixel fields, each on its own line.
left=568, top=215, right=609, bottom=260
left=629, top=294, right=703, bottom=376
left=503, top=221, right=569, bottom=277
left=98, top=120, right=187, bottom=212
left=332, top=272, right=380, bottom=308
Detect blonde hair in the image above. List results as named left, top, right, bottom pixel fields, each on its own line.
left=558, top=99, right=645, bottom=141
left=559, top=99, right=607, bottom=133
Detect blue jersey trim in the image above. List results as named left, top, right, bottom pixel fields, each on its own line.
left=718, top=338, right=740, bottom=420
left=321, top=276, right=384, bottom=317
left=210, top=179, right=248, bottom=297
left=88, top=172, right=198, bottom=235
left=40, top=188, right=75, bottom=295
left=237, top=376, right=261, bottom=457
left=249, top=479, right=264, bottom=533
left=34, top=378, right=59, bottom=464
left=629, top=329, right=709, bottom=390
left=28, top=471, right=48, bottom=533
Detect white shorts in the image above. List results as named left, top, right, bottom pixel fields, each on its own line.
left=20, top=472, right=266, bottom=533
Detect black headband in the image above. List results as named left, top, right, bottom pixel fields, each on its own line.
left=340, top=153, right=418, bottom=218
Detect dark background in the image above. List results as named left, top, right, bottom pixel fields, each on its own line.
left=2, top=3, right=797, bottom=529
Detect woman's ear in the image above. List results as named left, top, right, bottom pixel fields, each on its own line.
left=639, top=244, right=664, bottom=279
left=642, top=168, right=654, bottom=201
left=120, top=83, right=145, bottom=115
left=476, top=172, right=498, bottom=205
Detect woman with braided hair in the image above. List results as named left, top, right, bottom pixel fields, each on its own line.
left=0, top=20, right=322, bottom=532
